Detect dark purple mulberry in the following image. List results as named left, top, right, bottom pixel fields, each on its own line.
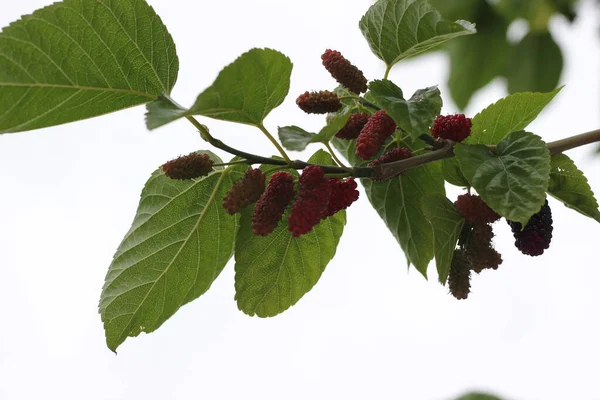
left=162, top=153, right=214, bottom=180
left=223, top=168, right=266, bottom=215
left=335, top=113, right=371, bottom=139
left=252, top=172, right=295, bottom=236
left=431, top=114, right=472, bottom=142
left=356, top=111, right=397, bottom=160
left=507, top=200, right=553, bottom=256
left=321, top=49, right=368, bottom=94
left=296, top=91, right=342, bottom=114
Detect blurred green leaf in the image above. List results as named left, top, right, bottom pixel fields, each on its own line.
left=506, top=32, right=563, bottom=94
left=0, top=0, right=178, bottom=134
left=278, top=126, right=316, bottom=151
left=455, top=392, right=504, bottom=400
left=455, top=131, right=551, bottom=226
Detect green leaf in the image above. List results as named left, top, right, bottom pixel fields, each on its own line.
left=368, top=80, right=442, bottom=139
left=455, top=393, right=503, bottom=400
left=455, top=131, right=551, bottom=226
left=278, top=125, right=316, bottom=151
left=189, top=48, right=292, bottom=126
left=548, top=154, right=600, bottom=222
left=0, top=0, right=178, bottom=134
left=422, top=195, right=465, bottom=284
left=506, top=31, right=563, bottom=94
left=359, top=0, right=476, bottom=71
left=145, top=94, right=187, bottom=130
left=234, top=150, right=346, bottom=317
left=313, top=111, right=352, bottom=143
left=442, top=158, right=470, bottom=187
left=469, top=88, right=562, bottom=145
left=447, top=4, right=510, bottom=110
left=99, top=155, right=245, bottom=352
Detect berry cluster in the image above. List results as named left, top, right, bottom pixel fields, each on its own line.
left=162, top=153, right=214, bottom=180
left=220, top=166, right=359, bottom=238
left=449, top=193, right=503, bottom=300
left=431, top=114, right=472, bottom=142
left=507, top=200, right=553, bottom=256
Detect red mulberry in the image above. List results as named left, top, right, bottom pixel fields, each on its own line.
left=223, top=168, right=266, bottom=215
left=288, top=166, right=332, bottom=237
left=252, top=172, right=295, bottom=236
left=368, top=147, right=413, bottom=181
left=321, top=49, right=368, bottom=94
left=356, top=111, right=397, bottom=160
left=454, top=193, right=500, bottom=224
left=323, top=178, right=359, bottom=218
left=448, top=250, right=471, bottom=300
left=335, top=113, right=371, bottom=140
left=431, top=114, right=472, bottom=142
left=162, top=153, right=214, bottom=180
left=296, top=91, right=342, bottom=114
left=507, top=200, right=553, bottom=256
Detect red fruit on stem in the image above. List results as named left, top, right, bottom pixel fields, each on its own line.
left=321, top=49, right=368, bottom=94
left=252, top=172, right=295, bottom=236
left=431, top=114, right=472, bottom=142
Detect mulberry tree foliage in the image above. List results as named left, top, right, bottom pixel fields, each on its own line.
left=0, top=0, right=598, bottom=352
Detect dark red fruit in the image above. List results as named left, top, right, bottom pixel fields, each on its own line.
left=448, top=250, right=471, bottom=300
left=162, top=153, right=214, bottom=180
left=296, top=91, right=342, bottom=114
left=355, top=111, right=397, bottom=160
left=223, top=168, right=266, bottom=215
left=335, top=113, right=371, bottom=140
left=321, top=49, right=368, bottom=94
left=323, top=178, right=359, bottom=218
left=454, top=193, right=501, bottom=224
left=431, top=114, right=472, bottom=142
left=288, top=166, right=332, bottom=237
left=252, top=172, right=295, bottom=236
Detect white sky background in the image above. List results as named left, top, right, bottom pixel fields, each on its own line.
left=0, top=0, right=599, bottom=399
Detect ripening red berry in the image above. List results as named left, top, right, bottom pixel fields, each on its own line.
left=335, top=113, right=371, bottom=140
left=252, top=172, right=295, bottom=236
left=454, top=193, right=501, bottom=224
left=448, top=250, right=471, bottom=300
left=323, top=178, right=359, bottom=218
left=223, top=168, right=266, bottom=215
left=162, top=153, right=214, bottom=180
left=464, top=224, right=502, bottom=273
left=431, top=114, right=472, bottom=142
left=321, top=49, right=368, bottom=94
left=368, top=147, right=413, bottom=181
left=507, top=200, right=553, bottom=256
left=288, top=166, right=332, bottom=237
left=296, top=91, right=342, bottom=114
left=356, top=111, right=397, bottom=160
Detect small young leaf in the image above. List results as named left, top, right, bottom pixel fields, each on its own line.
left=359, top=0, right=475, bottom=71
left=368, top=80, right=442, bottom=139
left=422, top=195, right=465, bottom=285
left=0, top=0, right=178, bottom=134
left=278, top=126, right=316, bottom=151
left=548, top=154, right=600, bottom=222
left=506, top=32, right=563, bottom=95
left=234, top=150, right=346, bottom=317
left=469, top=88, right=562, bottom=145
left=313, top=112, right=352, bottom=143
left=455, top=131, right=551, bottom=226
left=189, top=48, right=292, bottom=126
left=100, top=157, right=245, bottom=351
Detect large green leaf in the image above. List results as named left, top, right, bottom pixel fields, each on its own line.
left=548, top=154, right=600, bottom=222
left=234, top=150, right=346, bottom=317
left=359, top=0, right=475, bottom=73
left=333, top=137, right=445, bottom=277
left=455, top=131, right=551, bottom=226
left=368, top=80, right=442, bottom=139
left=99, top=155, right=244, bottom=352
left=422, top=195, right=465, bottom=285
left=0, top=0, right=178, bottom=134
left=190, top=48, right=292, bottom=126
left=506, top=31, right=563, bottom=94
left=446, top=3, right=510, bottom=110
left=469, top=88, right=562, bottom=145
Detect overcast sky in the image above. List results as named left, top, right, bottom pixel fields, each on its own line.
left=1, top=1, right=599, bottom=399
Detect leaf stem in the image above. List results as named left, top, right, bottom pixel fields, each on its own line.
left=383, top=65, right=392, bottom=80
left=324, top=142, right=348, bottom=169
left=257, top=124, right=292, bottom=164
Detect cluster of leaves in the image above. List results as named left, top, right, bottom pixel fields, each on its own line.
left=426, top=0, right=578, bottom=109
left=0, top=0, right=598, bottom=353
